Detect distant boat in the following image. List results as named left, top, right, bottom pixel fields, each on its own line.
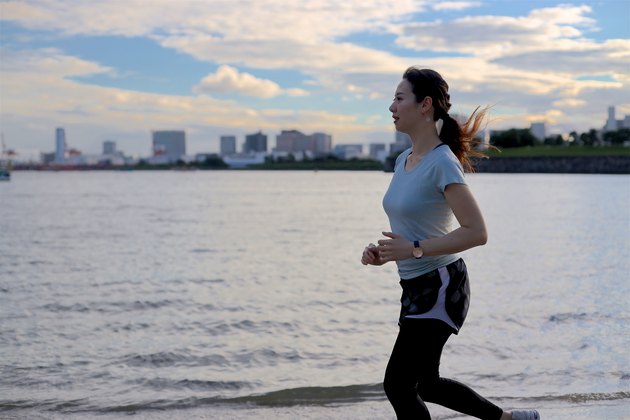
left=0, top=168, right=9, bottom=181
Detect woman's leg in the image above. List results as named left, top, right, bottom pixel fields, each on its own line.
left=383, top=318, right=504, bottom=420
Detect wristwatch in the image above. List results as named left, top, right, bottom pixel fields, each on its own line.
left=412, top=240, right=424, bottom=259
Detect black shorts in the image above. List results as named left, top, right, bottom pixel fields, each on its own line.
left=398, top=258, right=471, bottom=334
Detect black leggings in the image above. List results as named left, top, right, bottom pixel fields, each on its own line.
left=383, top=318, right=503, bottom=420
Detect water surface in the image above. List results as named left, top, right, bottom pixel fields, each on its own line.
left=1, top=171, right=628, bottom=419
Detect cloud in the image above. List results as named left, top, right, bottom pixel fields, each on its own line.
left=395, top=5, right=598, bottom=58
left=193, top=66, right=309, bottom=98
left=1, top=0, right=416, bottom=93
left=1, top=1, right=628, bottom=150
left=552, top=98, right=587, bottom=108
left=433, top=2, right=481, bottom=11
left=0, top=47, right=113, bottom=77
left=194, top=65, right=283, bottom=98
left=0, top=48, right=373, bottom=153
left=0, top=0, right=425, bottom=41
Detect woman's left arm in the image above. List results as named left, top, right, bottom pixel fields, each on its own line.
left=377, top=183, right=487, bottom=262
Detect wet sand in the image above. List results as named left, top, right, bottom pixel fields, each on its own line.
left=7, top=397, right=629, bottom=419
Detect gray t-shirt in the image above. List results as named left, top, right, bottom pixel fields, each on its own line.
left=382, top=144, right=466, bottom=279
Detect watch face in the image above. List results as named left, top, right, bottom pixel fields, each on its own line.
left=413, top=247, right=423, bottom=258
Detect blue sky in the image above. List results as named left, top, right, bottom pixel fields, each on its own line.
left=1, top=0, right=628, bottom=159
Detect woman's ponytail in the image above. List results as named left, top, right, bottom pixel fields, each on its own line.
left=403, top=67, right=488, bottom=173
left=439, top=107, right=488, bottom=173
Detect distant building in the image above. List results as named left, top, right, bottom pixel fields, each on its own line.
left=604, top=105, right=630, bottom=131
left=220, top=135, right=237, bottom=156
left=604, top=106, right=618, bottom=132
left=223, top=152, right=266, bottom=169
left=529, top=122, right=546, bottom=141
left=152, top=130, right=186, bottom=163
left=196, top=153, right=221, bottom=163
left=275, top=130, right=332, bottom=156
left=333, top=144, right=363, bottom=160
left=103, top=140, right=116, bottom=155
left=390, top=141, right=410, bottom=155
left=275, top=130, right=311, bottom=154
left=55, top=127, right=66, bottom=163
left=390, top=131, right=412, bottom=155
left=395, top=131, right=411, bottom=145
left=312, top=132, right=332, bottom=155
left=41, top=152, right=55, bottom=164
left=369, top=143, right=387, bottom=161
left=244, top=131, right=267, bottom=153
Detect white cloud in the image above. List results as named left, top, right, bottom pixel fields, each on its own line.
left=1, top=1, right=628, bottom=152
left=0, top=49, right=373, bottom=153
left=193, top=66, right=310, bottom=98
left=433, top=2, right=481, bottom=11
left=552, top=98, right=587, bottom=108
left=396, top=5, right=599, bottom=59
left=194, top=65, right=282, bottom=98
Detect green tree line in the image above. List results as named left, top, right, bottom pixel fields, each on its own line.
left=491, top=127, right=630, bottom=148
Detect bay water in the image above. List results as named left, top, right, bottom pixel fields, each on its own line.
left=1, top=171, right=628, bottom=419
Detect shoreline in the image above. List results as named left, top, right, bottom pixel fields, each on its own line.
left=471, top=155, right=630, bottom=174
left=7, top=155, right=630, bottom=174
left=4, top=396, right=630, bottom=420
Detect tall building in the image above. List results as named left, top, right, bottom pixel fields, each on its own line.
left=275, top=130, right=308, bottom=154
left=275, top=130, right=332, bottom=156
left=390, top=130, right=411, bottom=155
left=369, top=143, right=386, bottom=160
left=55, top=127, right=66, bottom=163
left=312, top=132, right=332, bottom=155
left=152, top=130, right=186, bottom=162
left=395, top=131, right=411, bottom=145
left=220, top=135, right=236, bottom=156
left=604, top=105, right=630, bottom=131
left=604, top=106, right=617, bottom=132
left=103, top=140, right=116, bottom=155
left=529, top=122, right=546, bottom=141
left=333, top=144, right=363, bottom=160
left=244, top=131, right=267, bottom=153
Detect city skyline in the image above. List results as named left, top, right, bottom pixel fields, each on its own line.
left=1, top=1, right=629, bottom=160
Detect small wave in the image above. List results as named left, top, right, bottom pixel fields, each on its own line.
left=232, top=348, right=303, bottom=367
left=229, top=383, right=385, bottom=406
left=3, top=387, right=629, bottom=414
left=536, top=391, right=630, bottom=403
left=548, top=312, right=590, bottom=322
left=116, top=351, right=229, bottom=368
left=190, top=248, right=218, bottom=253
left=113, top=299, right=183, bottom=311
left=130, top=377, right=254, bottom=392
left=40, top=299, right=184, bottom=314
left=41, top=302, right=90, bottom=313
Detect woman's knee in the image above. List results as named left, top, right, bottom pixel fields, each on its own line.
left=416, top=377, right=440, bottom=402
left=383, top=370, right=414, bottom=400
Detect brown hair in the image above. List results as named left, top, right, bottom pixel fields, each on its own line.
left=403, top=67, right=488, bottom=172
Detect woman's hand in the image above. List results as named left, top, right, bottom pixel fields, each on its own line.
left=376, top=232, right=413, bottom=262
left=361, top=243, right=386, bottom=266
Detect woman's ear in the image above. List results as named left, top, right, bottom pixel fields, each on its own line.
left=421, top=96, right=433, bottom=112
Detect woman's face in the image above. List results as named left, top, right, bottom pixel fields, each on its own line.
left=389, top=79, right=421, bottom=134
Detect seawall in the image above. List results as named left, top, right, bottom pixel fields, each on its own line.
left=471, top=156, right=630, bottom=174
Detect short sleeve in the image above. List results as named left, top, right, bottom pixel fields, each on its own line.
left=435, top=155, right=466, bottom=192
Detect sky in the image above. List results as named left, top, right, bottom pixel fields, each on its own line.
left=1, top=0, right=629, bottom=160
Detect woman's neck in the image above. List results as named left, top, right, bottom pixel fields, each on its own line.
left=408, top=126, right=441, bottom=157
